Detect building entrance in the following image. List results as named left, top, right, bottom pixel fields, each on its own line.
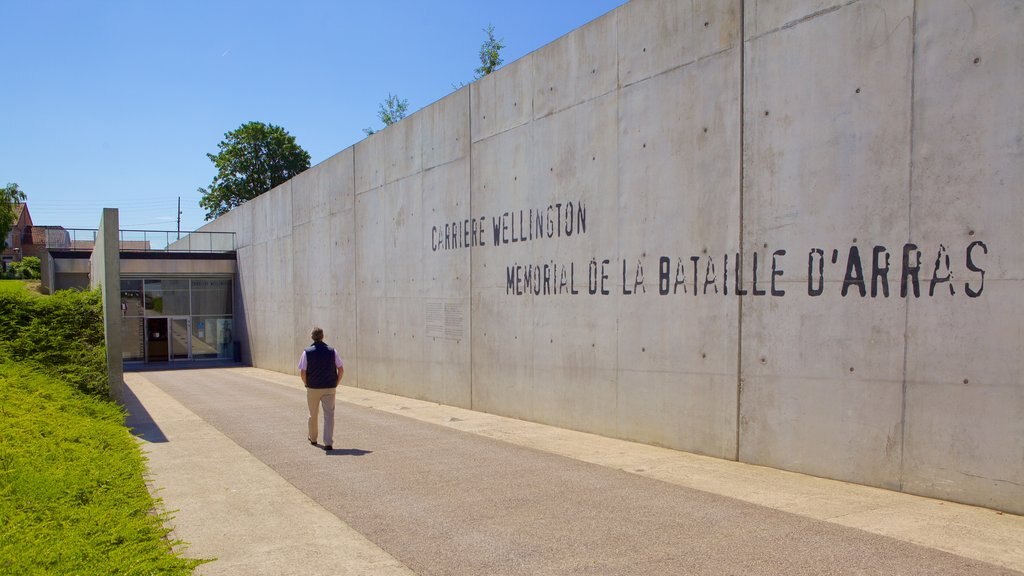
left=122, top=276, right=233, bottom=365
left=145, top=316, right=191, bottom=362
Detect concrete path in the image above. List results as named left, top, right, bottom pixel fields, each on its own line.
left=124, top=368, right=1024, bottom=575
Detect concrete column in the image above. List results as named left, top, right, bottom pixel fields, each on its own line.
left=91, top=208, right=123, bottom=400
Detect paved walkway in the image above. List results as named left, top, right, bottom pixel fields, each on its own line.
left=123, top=368, right=1024, bottom=575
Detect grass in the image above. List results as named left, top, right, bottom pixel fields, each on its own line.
left=0, top=279, right=41, bottom=296
left=0, top=281, right=207, bottom=574
left=0, top=362, right=204, bottom=574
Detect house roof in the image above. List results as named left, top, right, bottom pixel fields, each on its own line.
left=12, top=203, right=31, bottom=226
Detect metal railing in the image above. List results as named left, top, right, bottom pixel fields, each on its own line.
left=44, top=228, right=235, bottom=253
left=43, top=228, right=97, bottom=250
left=121, top=229, right=236, bottom=253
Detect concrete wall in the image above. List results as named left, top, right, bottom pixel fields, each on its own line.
left=200, top=0, right=1023, bottom=514
left=119, top=257, right=236, bottom=276
left=90, top=208, right=124, bottom=400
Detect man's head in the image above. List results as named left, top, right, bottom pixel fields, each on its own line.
left=311, top=327, right=324, bottom=342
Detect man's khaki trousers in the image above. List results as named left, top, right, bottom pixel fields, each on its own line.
left=306, top=387, right=336, bottom=446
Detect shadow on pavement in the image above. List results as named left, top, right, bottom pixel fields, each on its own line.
left=125, top=360, right=247, bottom=372
left=326, top=448, right=373, bottom=456
left=122, top=381, right=169, bottom=443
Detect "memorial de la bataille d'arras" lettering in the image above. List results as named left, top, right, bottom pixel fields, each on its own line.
left=428, top=199, right=989, bottom=299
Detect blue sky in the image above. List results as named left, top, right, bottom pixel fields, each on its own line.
left=1, top=1, right=626, bottom=233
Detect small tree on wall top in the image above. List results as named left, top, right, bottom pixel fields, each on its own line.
left=363, top=93, right=409, bottom=136
left=451, top=24, right=506, bottom=90
left=198, top=122, right=311, bottom=220
left=474, top=24, right=505, bottom=79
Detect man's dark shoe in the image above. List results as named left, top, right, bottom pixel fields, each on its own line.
left=324, top=445, right=333, bottom=451
left=309, top=438, right=317, bottom=446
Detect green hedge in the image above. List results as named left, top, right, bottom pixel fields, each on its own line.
left=0, top=286, right=107, bottom=396
left=1, top=257, right=40, bottom=280
left=0, top=282, right=206, bottom=573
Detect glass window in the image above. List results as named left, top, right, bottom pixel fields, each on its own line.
left=120, top=279, right=143, bottom=317
left=191, top=317, right=233, bottom=359
left=162, top=279, right=190, bottom=316
left=121, top=317, right=144, bottom=361
left=144, top=278, right=190, bottom=316
left=144, top=279, right=163, bottom=315
left=191, top=278, right=232, bottom=316
left=170, top=318, right=190, bottom=360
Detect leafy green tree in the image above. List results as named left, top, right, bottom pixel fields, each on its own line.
left=363, top=93, right=410, bottom=136
left=1, top=183, right=27, bottom=250
left=474, top=24, right=505, bottom=79
left=198, top=122, right=311, bottom=220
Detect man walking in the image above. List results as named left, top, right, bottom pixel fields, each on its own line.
left=298, top=327, right=344, bottom=451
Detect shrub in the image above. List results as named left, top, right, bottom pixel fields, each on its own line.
left=5, top=258, right=40, bottom=280
left=0, top=287, right=107, bottom=396
left=9, top=256, right=41, bottom=279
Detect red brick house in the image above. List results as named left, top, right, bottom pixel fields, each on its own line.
left=1, top=203, right=33, bottom=266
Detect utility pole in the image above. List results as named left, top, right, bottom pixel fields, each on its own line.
left=177, top=197, right=182, bottom=239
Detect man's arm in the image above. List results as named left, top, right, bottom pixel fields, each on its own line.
left=301, top=370, right=308, bottom=385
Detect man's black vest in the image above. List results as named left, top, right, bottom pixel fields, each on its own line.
left=304, top=341, right=338, bottom=389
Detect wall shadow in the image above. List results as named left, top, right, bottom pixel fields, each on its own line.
left=121, top=381, right=169, bottom=443
left=124, top=360, right=247, bottom=373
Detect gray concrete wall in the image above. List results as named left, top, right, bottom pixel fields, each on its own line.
left=52, top=256, right=92, bottom=291
left=200, top=0, right=1023, bottom=514
left=119, top=258, right=236, bottom=276
left=90, top=208, right=124, bottom=400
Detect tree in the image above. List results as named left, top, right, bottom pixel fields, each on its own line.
left=1, top=182, right=27, bottom=250
left=474, top=24, right=505, bottom=79
left=363, top=93, right=409, bottom=136
left=198, top=122, right=311, bottom=220
left=452, top=24, right=506, bottom=89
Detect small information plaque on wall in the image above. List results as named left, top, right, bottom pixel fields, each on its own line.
left=425, top=300, right=465, bottom=341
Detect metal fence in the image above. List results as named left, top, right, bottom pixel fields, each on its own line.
left=44, top=228, right=235, bottom=253
left=43, top=228, right=97, bottom=250
left=121, top=229, right=236, bottom=252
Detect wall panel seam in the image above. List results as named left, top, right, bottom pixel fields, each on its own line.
left=745, top=0, right=856, bottom=43
left=735, top=0, right=746, bottom=464
left=619, top=44, right=740, bottom=92
left=898, top=0, right=919, bottom=493
left=352, top=143, right=361, bottom=389
left=468, top=86, right=474, bottom=412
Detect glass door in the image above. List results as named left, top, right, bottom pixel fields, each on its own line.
left=146, top=318, right=169, bottom=362
left=169, top=316, right=191, bottom=360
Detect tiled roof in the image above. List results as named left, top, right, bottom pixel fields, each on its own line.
left=12, top=203, right=31, bottom=227
left=29, top=226, right=48, bottom=244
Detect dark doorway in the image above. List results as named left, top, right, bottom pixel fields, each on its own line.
left=146, top=318, right=169, bottom=362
